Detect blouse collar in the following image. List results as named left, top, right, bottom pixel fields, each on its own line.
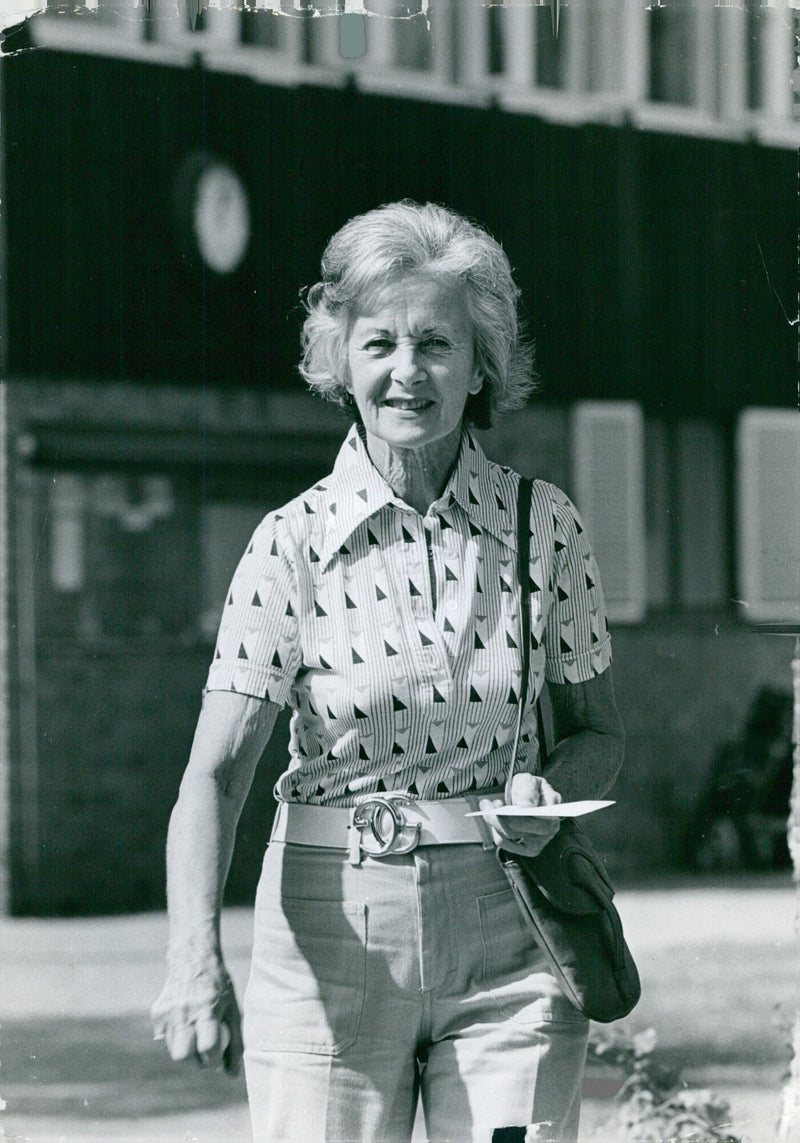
left=318, top=423, right=519, bottom=568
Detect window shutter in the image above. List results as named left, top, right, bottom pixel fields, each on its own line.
left=570, top=401, right=646, bottom=624
left=736, top=408, right=800, bottom=623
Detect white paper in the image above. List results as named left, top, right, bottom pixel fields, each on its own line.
left=465, top=800, right=615, bottom=819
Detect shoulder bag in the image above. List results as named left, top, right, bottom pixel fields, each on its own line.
left=495, top=476, right=641, bottom=1024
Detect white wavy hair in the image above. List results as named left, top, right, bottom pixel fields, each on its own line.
left=299, top=200, right=536, bottom=429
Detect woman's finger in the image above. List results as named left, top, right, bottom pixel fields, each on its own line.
left=196, top=1016, right=225, bottom=1065
left=509, top=773, right=541, bottom=806
left=537, top=778, right=562, bottom=807
left=498, top=818, right=560, bottom=857
left=501, top=816, right=559, bottom=839
left=165, top=1019, right=198, bottom=1062
left=478, top=795, right=542, bottom=843
left=509, top=773, right=562, bottom=808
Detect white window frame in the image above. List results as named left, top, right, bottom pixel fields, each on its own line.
left=570, top=401, right=646, bottom=624
left=736, top=407, right=800, bottom=624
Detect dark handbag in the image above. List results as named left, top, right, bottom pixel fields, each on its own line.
left=496, top=477, right=641, bottom=1023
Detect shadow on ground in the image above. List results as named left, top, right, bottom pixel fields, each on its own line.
left=1, top=1008, right=787, bottom=1121
left=1, top=1015, right=247, bottom=1118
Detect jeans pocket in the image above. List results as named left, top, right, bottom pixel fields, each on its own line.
left=477, top=887, right=586, bottom=1025
left=245, top=896, right=367, bottom=1055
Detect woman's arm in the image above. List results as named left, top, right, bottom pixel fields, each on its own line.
left=152, top=689, right=281, bottom=1074
left=480, top=668, right=624, bottom=855
left=542, top=667, right=625, bottom=802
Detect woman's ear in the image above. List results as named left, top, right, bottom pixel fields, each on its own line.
left=468, top=367, right=484, bottom=396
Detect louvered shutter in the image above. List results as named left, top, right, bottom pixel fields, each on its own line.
left=570, top=401, right=646, bottom=624
left=736, top=408, right=800, bottom=623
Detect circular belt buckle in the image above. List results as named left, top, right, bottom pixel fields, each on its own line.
left=352, top=795, right=421, bottom=858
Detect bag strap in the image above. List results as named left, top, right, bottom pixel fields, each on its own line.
left=504, top=476, right=534, bottom=803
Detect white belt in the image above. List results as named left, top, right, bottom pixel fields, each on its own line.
left=271, top=794, right=496, bottom=866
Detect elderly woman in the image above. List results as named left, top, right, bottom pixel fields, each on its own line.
left=152, top=201, right=624, bottom=1143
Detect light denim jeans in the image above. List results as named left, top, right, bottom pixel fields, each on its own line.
left=243, top=840, right=589, bottom=1143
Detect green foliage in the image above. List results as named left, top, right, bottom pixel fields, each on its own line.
left=588, top=1027, right=741, bottom=1143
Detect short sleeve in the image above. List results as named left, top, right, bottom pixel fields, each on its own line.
left=205, top=514, right=301, bottom=706
left=543, top=489, right=613, bottom=685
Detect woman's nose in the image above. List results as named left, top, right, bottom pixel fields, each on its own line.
left=390, top=345, right=425, bottom=383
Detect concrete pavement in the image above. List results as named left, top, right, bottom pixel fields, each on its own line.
left=4, top=878, right=795, bottom=1019
left=0, top=876, right=796, bottom=1142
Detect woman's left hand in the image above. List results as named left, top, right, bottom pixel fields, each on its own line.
left=479, top=773, right=562, bottom=857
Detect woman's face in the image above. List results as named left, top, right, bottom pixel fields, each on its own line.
left=345, top=273, right=482, bottom=452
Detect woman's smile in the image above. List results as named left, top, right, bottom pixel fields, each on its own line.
left=382, top=396, right=436, bottom=412
left=345, top=272, right=483, bottom=455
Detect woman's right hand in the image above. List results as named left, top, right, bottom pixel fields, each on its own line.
left=151, top=957, right=244, bottom=1076
left=153, top=693, right=281, bottom=1079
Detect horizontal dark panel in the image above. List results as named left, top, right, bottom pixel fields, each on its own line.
left=0, top=48, right=795, bottom=415
left=17, top=424, right=343, bottom=474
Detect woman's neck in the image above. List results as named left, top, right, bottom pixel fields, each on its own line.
left=363, top=425, right=463, bottom=516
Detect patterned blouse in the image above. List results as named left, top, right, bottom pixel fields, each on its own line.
left=205, top=424, right=612, bottom=805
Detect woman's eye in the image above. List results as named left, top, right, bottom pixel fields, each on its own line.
left=421, top=337, right=450, bottom=351
left=364, top=339, right=393, bottom=353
